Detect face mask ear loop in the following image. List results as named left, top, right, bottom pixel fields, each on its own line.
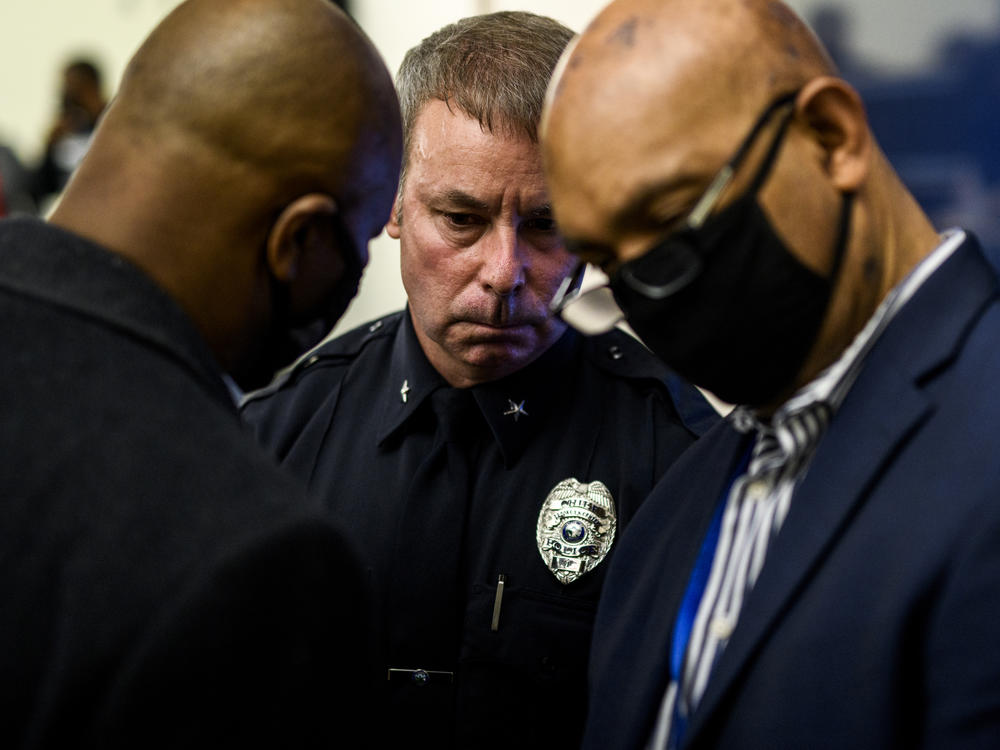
left=744, top=105, right=798, bottom=197
left=731, top=91, right=799, bottom=159
left=689, top=96, right=799, bottom=231
left=827, top=192, right=855, bottom=287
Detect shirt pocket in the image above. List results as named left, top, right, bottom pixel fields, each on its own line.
left=456, top=582, right=598, bottom=747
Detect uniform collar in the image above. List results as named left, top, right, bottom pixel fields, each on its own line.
left=376, top=311, right=450, bottom=445
left=470, top=329, right=578, bottom=466
left=377, top=312, right=579, bottom=467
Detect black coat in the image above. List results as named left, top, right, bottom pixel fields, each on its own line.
left=0, top=218, right=374, bottom=748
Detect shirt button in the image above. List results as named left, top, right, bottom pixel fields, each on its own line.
left=710, top=614, right=736, bottom=640
left=608, top=345, right=624, bottom=361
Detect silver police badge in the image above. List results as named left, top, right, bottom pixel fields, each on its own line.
left=536, top=478, right=616, bottom=584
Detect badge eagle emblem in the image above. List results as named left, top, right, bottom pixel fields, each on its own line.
left=536, top=478, right=616, bottom=584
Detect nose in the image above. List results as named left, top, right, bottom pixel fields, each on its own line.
left=479, top=225, right=526, bottom=298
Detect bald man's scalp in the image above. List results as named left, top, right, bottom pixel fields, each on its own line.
left=559, top=0, right=835, bottom=121
left=606, top=16, right=640, bottom=48
left=112, top=0, right=399, bottom=203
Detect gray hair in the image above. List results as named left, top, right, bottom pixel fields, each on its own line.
left=395, top=11, right=574, bottom=200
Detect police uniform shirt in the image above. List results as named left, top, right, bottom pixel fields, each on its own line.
left=241, top=309, right=717, bottom=749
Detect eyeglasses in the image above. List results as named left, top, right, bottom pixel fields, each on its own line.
left=550, top=90, right=800, bottom=334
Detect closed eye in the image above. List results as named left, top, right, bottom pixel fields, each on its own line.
left=443, top=212, right=486, bottom=228
left=522, top=217, right=557, bottom=233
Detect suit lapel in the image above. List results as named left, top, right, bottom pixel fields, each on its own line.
left=592, top=420, right=749, bottom=750
left=682, top=236, right=998, bottom=746
left=684, top=365, right=931, bottom=745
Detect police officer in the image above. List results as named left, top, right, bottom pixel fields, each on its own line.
left=242, top=11, right=717, bottom=749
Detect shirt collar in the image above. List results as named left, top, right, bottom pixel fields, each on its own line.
left=471, top=328, right=578, bottom=466
left=377, top=313, right=580, bottom=467
left=376, top=311, right=449, bottom=445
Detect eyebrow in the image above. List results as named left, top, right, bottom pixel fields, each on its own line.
left=439, top=190, right=552, bottom=219
left=610, top=173, right=704, bottom=235
left=441, top=189, right=490, bottom=211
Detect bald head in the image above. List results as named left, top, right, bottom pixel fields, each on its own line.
left=544, top=0, right=939, bottom=408
left=545, top=0, right=835, bottom=230
left=52, top=0, right=402, bottom=387
left=111, top=0, right=399, bottom=211
left=551, top=0, right=833, bottom=107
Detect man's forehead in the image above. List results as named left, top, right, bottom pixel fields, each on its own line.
left=409, top=99, right=538, bottom=155
left=407, top=100, right=549, bottom=202
left=547, top=94, right=734, bottom=239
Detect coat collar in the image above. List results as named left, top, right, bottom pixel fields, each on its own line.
left=683, top=234, right=999, bottom=746
left=0, top=218, right=234, bottom=410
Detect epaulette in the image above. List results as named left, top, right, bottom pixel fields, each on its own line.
left=583, top=326, right=721, bottom=437
left=583, top=326, right=672, bottom=382
left=240, top=311, right=403, bottom=406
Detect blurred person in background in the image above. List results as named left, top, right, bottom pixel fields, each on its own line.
left=0, top=141, right=36, bottom=216
left=31, top=59, right=107, bottom=207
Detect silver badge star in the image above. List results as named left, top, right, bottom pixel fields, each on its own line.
left=503, top=399, right=528, bottom=421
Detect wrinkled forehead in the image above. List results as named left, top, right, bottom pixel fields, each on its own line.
left=404, top=99, right=548, bottom=204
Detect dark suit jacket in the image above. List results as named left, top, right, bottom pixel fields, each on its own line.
left=0, top=218, right=374, bottom=748
left=583, top=234, right=1000, bottom=750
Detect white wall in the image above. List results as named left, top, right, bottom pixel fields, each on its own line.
left=2, top=0, right=997, bottom=332
left=1, top=0, right=184, bottom=160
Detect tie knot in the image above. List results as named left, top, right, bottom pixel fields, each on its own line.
left=749, top=401, right=831, bottom=477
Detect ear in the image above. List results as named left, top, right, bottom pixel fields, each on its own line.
left=796, top=77, right=872, bottom=193
left=384, top=191, right=402, bottom=240
left=265, top=193, right=339, bottom=282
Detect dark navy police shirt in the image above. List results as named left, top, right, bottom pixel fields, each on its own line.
left=242, top=310, right=717, bottom=749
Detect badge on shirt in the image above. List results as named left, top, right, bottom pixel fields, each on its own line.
left=536, top=478, right=617, bottom=584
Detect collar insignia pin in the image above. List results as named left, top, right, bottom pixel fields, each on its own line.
left=503, top=399, right=528, bottom=421
left=537, top=478, right=616, bottom=584
left=400, top=380, right=410, bottom=404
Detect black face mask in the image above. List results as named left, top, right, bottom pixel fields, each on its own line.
left=609, top=94, right=854, bottom=407
left=239, top=213, right=365, bottom=391
left=280, top=241, right=364, bottom=357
